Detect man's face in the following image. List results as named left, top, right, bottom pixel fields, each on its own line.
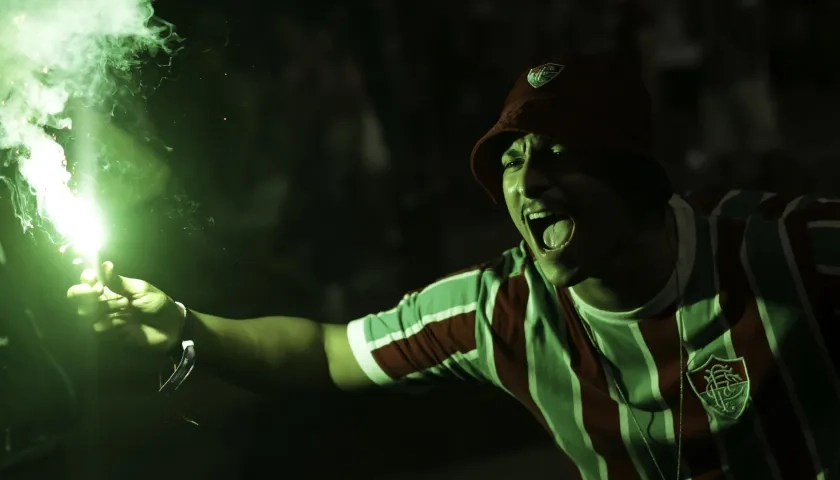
left=501, top=133, right=637, bottom=287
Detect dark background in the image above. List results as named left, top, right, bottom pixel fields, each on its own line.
left=3, top=0, right=840, bottom=478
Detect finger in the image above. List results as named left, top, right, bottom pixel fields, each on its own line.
left=102, top=261, right=114, bottom=285
left=76, top=297, right=131, bottom=319
left=67, top=283, right=104, bottom=300
left=80, top=268, right=99, bottom=286
left=93, top=316, right=128, bottom=333
left=68, top=286, right=105, bottom=315
left=101, top=262, right=147, bottom=296
left=98, top=285, right=131, bottom=303
left=106, top=297, right=131, bottom=309
left=118, top=276, right=149, bottom=293
left=92, top=311, right=139, bottom=333
left=77, top=304, right=98, bottom=318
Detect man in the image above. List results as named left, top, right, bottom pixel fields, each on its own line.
left=67, top=54, right=840, bottom=479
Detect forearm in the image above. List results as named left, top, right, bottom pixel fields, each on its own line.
left=190, top=311, right=334, bottom=395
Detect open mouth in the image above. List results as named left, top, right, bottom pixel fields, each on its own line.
left=526, top=211, right=575, bottom=252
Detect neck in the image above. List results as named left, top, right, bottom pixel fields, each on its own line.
left=573, top=208, right=678, bottom=312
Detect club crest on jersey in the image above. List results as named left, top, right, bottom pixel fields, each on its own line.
left=526, top=63, right=564, bottom=88
left=687, top=355, right=750, bottom=420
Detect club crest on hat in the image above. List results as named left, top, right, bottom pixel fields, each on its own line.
left=687, top=355, right=750, bottom=420
left=527, top=62, right=564, bottom=88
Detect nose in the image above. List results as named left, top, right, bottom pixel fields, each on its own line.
left=518, top=162, right=552, bottom=199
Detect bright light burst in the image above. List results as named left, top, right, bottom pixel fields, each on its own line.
left=19, top=133, right=104, bottom=262
left=0, top=0, right=176, bottom=265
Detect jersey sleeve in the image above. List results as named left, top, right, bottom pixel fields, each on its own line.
left=800, top=198, right=840, bottom=313
left=346, top=262, right=501, bottom=387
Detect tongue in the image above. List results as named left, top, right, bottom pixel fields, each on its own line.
left=542, top=219, right=572, bottom=249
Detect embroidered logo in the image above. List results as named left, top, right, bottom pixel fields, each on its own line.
left=687, top=355, right=750, bottom=420
left=526, top=63, right=564, bottom=88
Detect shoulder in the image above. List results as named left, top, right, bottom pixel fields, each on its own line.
left=411, top=243, right=534, bottom=296
left=410, top=243, right=553, bottom=329
left=682, top=190, right=840, bottom=223
left=683, top=189, right=840, bottom=284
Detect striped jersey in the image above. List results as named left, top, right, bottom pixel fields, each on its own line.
left=346, top=191, right=840, bottom=479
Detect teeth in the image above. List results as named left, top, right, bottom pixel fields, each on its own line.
left=527, top=211, right=555, bottom=220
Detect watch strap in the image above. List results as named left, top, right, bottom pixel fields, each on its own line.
left=158, top=302, right=196, bottom=395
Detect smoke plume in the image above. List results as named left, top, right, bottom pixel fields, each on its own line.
left=0, top=0, right=175, bottom=257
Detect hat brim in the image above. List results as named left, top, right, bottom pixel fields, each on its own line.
left=470, top=126, right=530, bottom=205
left=470, top=98, right=589, bottom=205
left=470, top=97, right=655, bottom=205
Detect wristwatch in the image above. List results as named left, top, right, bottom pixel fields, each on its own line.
left=158, top=301, right=196, bottom=396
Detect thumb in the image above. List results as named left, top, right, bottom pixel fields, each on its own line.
left=101, top=261, right=147, bottom=295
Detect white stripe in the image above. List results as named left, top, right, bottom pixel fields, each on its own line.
left=779, top=201, right=840, bottom=400
left=713, top=190, right=742, bottom=215
left=781, top=195, right=805, bottom=219
left=817, top=198, right=840, bottom=204
left=760, top=192, right=777, bottom=203
left=741, top=231, right=824, bottom=474
left=404, top=349, right=480, bottom=380
left=679, top=316, right=732, bottom=480
left=523, top=267, right=607, bottom=479
left=628, top=326, right=675, bottom=442
left=779, top=203, right=840, bottom=480
left=710, top=215, right=781, bottom=479
left=345, top=268, right=487, bottom=387
left=481, top=276, right=506, bottom=391
left=376, top=270, right=482, bottom=317
left=346, top=318, right=392, bottom=385
left=592, top=327, right=647, bottom=477
left=604, top=360, right=649, bottom=477
left=816, top=265, right=840, bottom=275
left=423, top=269, right=482, bottom=292
left=808, top=220, right=840, bottom=229
left=368, top=302, right=477, bottom=350
left=697, top=218, right=735, bottom=478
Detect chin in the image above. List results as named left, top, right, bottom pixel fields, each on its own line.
left=537, top=259, right=585, bottom=289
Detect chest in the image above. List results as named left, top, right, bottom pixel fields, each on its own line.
left=499, top=294, right=840, bottom=478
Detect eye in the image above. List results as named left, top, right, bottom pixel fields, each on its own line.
left=502, top=157, right=524, bottom=170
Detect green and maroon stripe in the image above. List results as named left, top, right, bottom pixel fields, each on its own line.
left=783, top=199, right=839, bottom=373
left=370, top=310, right=478, bottom=380
left=557, top=290, right=640, bottom=478
left=685, top=190, right=734, bottom=215
left=490, top=273, right=583, bottom=479
left=692, top=209, right=777, bottom=479
left=757, top=193, right=802, bottom=218
left=521, top=267, right=607, bottom=478
left=799, top=199, right=840, bottom=321
left=637, top=306, right=724, bottom=478
left=716, top=216, right=816, bottom=478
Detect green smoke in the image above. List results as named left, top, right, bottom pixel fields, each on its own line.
left=0, top=0, right=176, bottom=260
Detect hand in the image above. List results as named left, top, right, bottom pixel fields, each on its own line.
left=66, top=261, right=185, bottom=352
